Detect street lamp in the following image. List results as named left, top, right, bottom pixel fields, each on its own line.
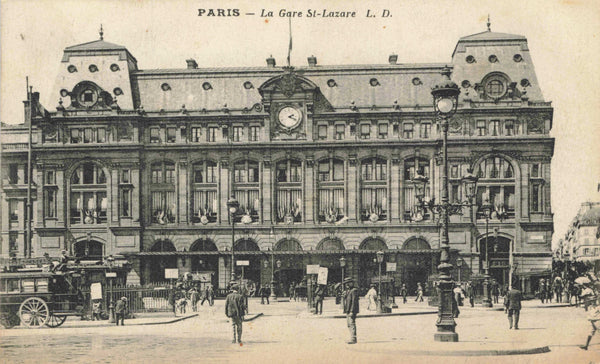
left=480, top=200, right=494, bottom=307
left=431, top=66, right=460, bottom=342
left=227, top=196, right=239, bottom=283
left=270, top=226, right=277, bottom=301
left=376, top=250, right=384, bottom=314
left=339, top=256, right=346, bottom=286
left=106, top=255, right=115, bottom=323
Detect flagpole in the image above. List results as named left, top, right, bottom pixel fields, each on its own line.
left=26, top=78, right=33, bottom=258
left=287, top=17, right=292, bottom=67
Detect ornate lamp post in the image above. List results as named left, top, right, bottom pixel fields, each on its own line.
left=376, top=250, right=384, bottom=314
left=339, top=256, right=346, bottom=287
left=106, top=255, right=115, bottom=323
left=227, top=196, right=239, bottom=283
left=416, top=66, right=463, bottom=342
left=480, top=200, right=494, bottom=307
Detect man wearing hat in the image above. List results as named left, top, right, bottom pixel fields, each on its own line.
left=114, top=297, right=128, bottom=326
left=225, top=283, right=247, bottom=344
left=343, top=277, right=359, bottom=344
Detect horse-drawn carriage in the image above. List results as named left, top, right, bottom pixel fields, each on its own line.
left=0, top=271, right=85, bottom=329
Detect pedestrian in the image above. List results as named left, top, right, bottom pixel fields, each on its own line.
left=168, top=285, right=177, bottom=317
left=92, top=299, right=102, bottom=321
left=225, top=284, right=246, bottom=345
left=452, top=288, right=460, bottom=318
left=260, top=284, right=271, bottom=305
left=504, top=285, right=522, bottom=330
left=553, top=276, right=563, bottom=303
left=200, top=285, right=209, bottom=306
left=415, top=282, right=424, bottom=302
left=453, top=285, right=463, bottom=307
left=467, top=282, right=475, bottom=307
left=114, top=297, right=127, bottom=326
left=539, top=279, right=546, bottom=304
left=240, top=282, right=249, bottom=315
left=580, top=301, right=600, bottom=350
left=342, top=277, right=359, bottom=344
left=366, top=284, right=378, bottom=311
left=492, top=281, right=500, bottom=304
left=314, top=284, right=325, bottom=315
left=400, top=283, right=408, bottom=304
left=189, top=287, right=199, bottom=312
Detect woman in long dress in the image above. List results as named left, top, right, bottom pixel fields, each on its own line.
left=366, top=284, right=378, bottom=311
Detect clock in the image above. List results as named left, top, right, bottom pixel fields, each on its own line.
left=278, top=106, right=302, bottom=129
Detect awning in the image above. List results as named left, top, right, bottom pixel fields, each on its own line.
left=131, top=249, right=441, bottom=257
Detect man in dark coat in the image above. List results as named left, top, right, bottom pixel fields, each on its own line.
left=314, top=284, right=325, bottom=315
left=114, top=297, right=127, bottom=326
left=400, top=283, right=408, bottom=304
left=225, top=284, right=246, bottom=344
left=260, top=284, right=271, bottom=305
left=343, top=277, right=359, bottom=344
left=504, top=286, right=522, bottom=329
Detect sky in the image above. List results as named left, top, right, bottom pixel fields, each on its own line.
left=1, top=0, right=599, bottom=248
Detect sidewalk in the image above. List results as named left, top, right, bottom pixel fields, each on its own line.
left=55, top=312, right=199, bottom=329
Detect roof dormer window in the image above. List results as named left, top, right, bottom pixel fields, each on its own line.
left=89, top=64, right=99, bottom=73
left=79, top=88, right=98, bottom=107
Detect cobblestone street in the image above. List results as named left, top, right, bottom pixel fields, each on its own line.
left=1, top=298, right=599, bottom=363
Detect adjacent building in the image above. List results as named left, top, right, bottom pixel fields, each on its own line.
left=0, top=27, right=555, bottom=294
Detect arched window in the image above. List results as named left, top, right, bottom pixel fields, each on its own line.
left=475, top=156, right=515, bottom=220
left=403, top=158, right=431, bottom=221
left=316, top=237, right=345, bottom=251
left=233, top=160, right=260, bottom=223
left=402, top=238, right=431, bottom=250
left=275, top=159, right=302, bottom=223
left=74, top=240, right=103, bottom=259
left=359, top=237, right=388, bottom=250
left=150, top=239, right=176, bottom=252
left=360, top=157, right=388, bottom=221
left=234, top=239, right=260, bottom=251
left=275, top=239, right=303, bottom=251
left=317, top=158, right=345, bottom=223
left=191, top=161, right=218, bottom=224
left=190, top=239, right=218, bottom=252
left=150, top=161, right=176, bottom=224
left=70, top=162, right=107, bottom=224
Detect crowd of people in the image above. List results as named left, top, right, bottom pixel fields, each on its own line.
left=168, top=280, right=215, bottom=316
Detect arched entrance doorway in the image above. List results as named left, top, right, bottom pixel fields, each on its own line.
left=190, top=239, right=218, bottom=289
left=274, top=239, right=303, bottom=295
left=401, top=238, right=431, bottom=294
left=314, top=237, right=345, bottom=290
left=233, top=239, right=261, bottom=288
left=358, top=238, right=388, bottom=293
left=74, top=239, right=103, bottom=260
left=148, top=240, right=177, bottom=283
left=479, top=235, right=511, bottom=288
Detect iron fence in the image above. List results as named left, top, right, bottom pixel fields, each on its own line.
left=81, top=283, right=173, bottom=315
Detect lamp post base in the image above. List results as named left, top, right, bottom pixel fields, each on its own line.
left=434, top=332, right=459, bottom=342
left=481, top=276, right=493, bottom=308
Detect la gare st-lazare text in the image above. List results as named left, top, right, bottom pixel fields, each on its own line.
left=197, top=8, right=391, bottom=18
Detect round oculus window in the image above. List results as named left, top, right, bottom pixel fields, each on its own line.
left=161, top=83, right=171, bottom=91
left=513, top=54, right=523, bottom=63
left=78, top=88, right=98, bottom=107
left=461, top=80, right=471, bottom=88
left=60, top=89, right=69, bottom=97
left=488, top=55, right=498, bottom=63
left=483, top=74, right=509, bottom=99
left=113, top=87, right=123, bottom=96
left=466, top=55, right=476, bottom=64
left=68, top=65, right=78, bottom=73
left=110, top=64, right=120, bottom=72
left=89, top=64, right=99, bottom=73
left=412, top=77, right=422, bottom=86
left=202, top=82, right=212, bottom=90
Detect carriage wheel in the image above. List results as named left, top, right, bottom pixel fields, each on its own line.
left=19, top=297, right=50, bottom=328
left=45, top=315, right=67, bottom=328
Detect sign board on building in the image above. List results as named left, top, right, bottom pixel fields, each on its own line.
left=105, top=272, right=117, bottom=278
left=236, top=260, right=250, bottom=266
left=317, top=267, right=329, bottom=285
left=164, top=268, right=179, bottom=279
left=306, top=264, right=320, bottom=274
left=386, top=262, right=397, bottom=272
left=90, top=282, right=103, bottom=300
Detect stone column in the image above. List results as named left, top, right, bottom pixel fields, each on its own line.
left=305, top=158, right=314, bottom=223
left=262, top=159, right=272, bottom=224
left=390, top=156, right=400, bottom=223
left=347, top=156, right=358, bottom=223
left=178, top=161, right=188, bottom=224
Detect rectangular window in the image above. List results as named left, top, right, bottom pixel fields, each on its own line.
left=450, top=165, right=459, bottom=179
left=44, top=189, right=56, bottom=218
left=83, top=128, right=93, bottom=143
left=165, top=166, right=176, bottom=184
left=8, top=164, right=19, bottom=184
left=207, top=127, right=217, bottom=142
left=335, top=124, right=345, bottom=140
left=150, top=128, right=160, bottom=143
left=318, top=125, right=328, bottom=140
left=222, top=127, right=229, bottom=139
left=191, top=127, right=202, bottom=142
left=378, top=124, right=388, bottom=139
left=403, top=123, right=413, bottom=139
left=151, top=168, right=162, bottom=184
left=451, top=184, right=460, bottom=203
left=350, top=124, right=356, bottom=136
left=318, top=188, right=345, bottom=222
left=121, top=169, right=130, bottom=184
left=166, top=127, right=177, bottom=143
left=97, top=128, right=106, bottom=143
left=531, top=184, right=541, bottom=212
left=121, top=189, right=131, bottom=217
left=9, top=200, right=19, bottom=223
left=70, top=129, right=81, bottom=143
left=490, top=120, right=501, bottom=136
left=360, top=124, right=371, bottom=139
left=476, top=120, right=486, bottom=136
left=420, top=123, right=431, bottom=139
left=392, top=124, right=399, bottom=136
left=531, top=164, right=540, bottom=178
left=505, top=120, right=514, bottom=136
left=151, top=191, right=176, bottom=224
left=45, top=171, right=55, bottom=185
left=233, top=126, right=243, bottom=142
left=249, top=126, right=259, bottom=141
left=318, top=161, right=330, bottom=182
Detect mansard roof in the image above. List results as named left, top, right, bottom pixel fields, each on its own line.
left=65, top=39, right=128, bottom=51
left=458, top=31, right=526, bottom=42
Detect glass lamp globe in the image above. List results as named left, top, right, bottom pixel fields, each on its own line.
left=436, top=98, right=454, bottom=114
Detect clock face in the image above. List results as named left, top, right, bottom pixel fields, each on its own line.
left=278, top=106, right=302, bottom=129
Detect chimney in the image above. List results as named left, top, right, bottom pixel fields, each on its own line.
left=307, top=55, right=317, bottom=67
left=389, top=54, right=398, bottom=65
left=266, top=55, right=276, bottom=67
left=186, top=59, right=198, bottom=69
